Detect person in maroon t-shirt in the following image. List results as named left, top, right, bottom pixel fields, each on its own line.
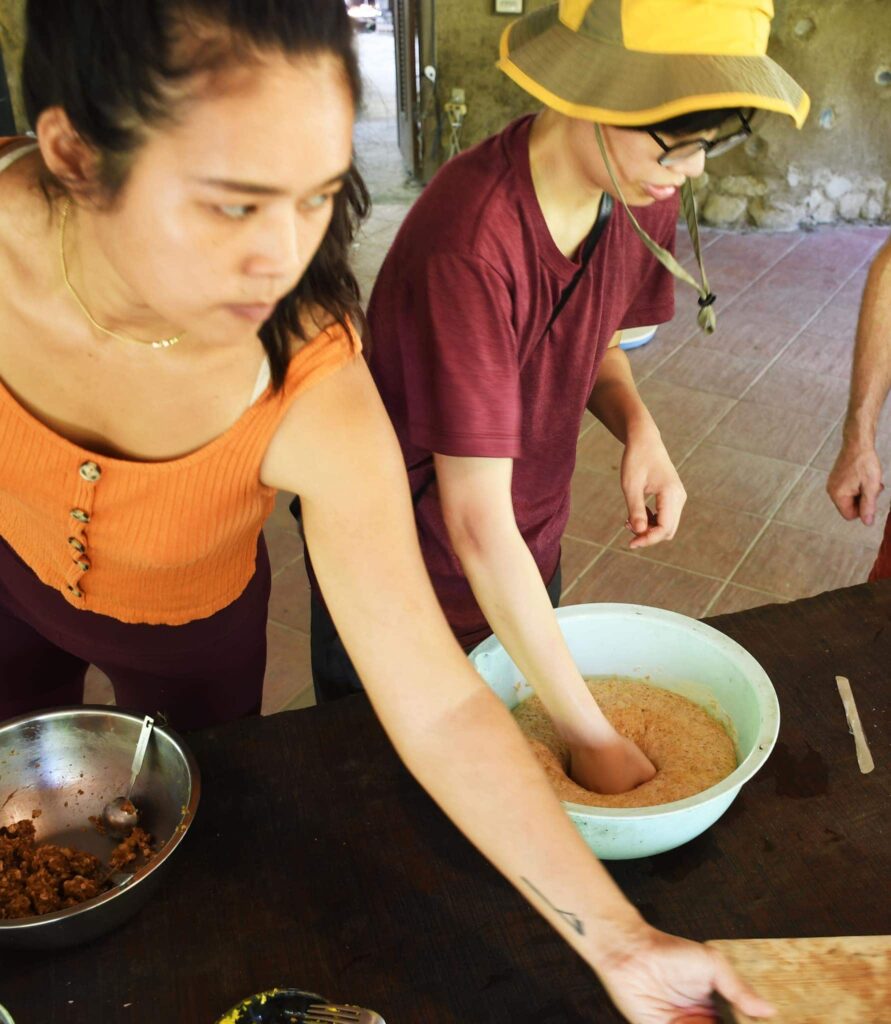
left=302, top=0, right=809, bottom=798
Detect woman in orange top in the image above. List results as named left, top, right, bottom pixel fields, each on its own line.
left=0, top=3, right=772, bottom=1020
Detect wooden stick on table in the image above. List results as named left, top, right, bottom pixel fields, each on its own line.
left=835, top=675, right=875, bottom=774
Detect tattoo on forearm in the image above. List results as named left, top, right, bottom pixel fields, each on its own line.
left=521, top=877, right=585, bottom=936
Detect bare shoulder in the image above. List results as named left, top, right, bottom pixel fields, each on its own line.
left=261, top=354, right=392, bottom=494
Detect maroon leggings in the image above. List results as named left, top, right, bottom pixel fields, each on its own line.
left=0, top=535, right=270, bottom=731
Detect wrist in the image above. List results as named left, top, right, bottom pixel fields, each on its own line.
left=624, top=412, right=661, bottom=447
left=842, top=409, right=879, bottom=450
left=581, top=906, right=652, bottom=970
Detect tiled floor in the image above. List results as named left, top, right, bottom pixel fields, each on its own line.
left=85, top=34, right=891, bottom=716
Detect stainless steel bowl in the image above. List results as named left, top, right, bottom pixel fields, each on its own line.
left=0, top=706, right=200, bottom=949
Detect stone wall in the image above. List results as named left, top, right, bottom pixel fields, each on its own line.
left=0, top=0, right=24, bottom=131
left=422, top=0, right=551, bottom=177
left=426, top=0, right=891, bottom=229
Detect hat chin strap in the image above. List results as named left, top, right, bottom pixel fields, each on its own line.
left=593, top=123, right=717, bottom=334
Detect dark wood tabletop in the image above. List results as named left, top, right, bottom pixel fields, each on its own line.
left=2, top=582, right=889, bottom=1024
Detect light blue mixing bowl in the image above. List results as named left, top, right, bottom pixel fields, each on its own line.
left=469, top=603, right=780, bottom=860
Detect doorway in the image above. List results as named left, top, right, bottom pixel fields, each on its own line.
left=352, top=0, right=433, bottom=197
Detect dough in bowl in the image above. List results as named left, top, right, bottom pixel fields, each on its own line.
left=512, top=678, right=737, bottom=808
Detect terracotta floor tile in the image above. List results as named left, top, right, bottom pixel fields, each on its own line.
left=678, top=443, right=804, bottom=517
left=732, top=522, right=877, bottom=598
left=810, top=423, right=844, bottom=472
left=560, top=537, right=605, bottom=594
left=636, top=379, right=735, bottom=438
left=675, top=227, right=722, bottom=264
left=268, top=557, right=312, bottom=634
left=576, top=423, right=624, bottom=475
left=643, top=314, right=700, bottom=348
left=84, top=666, right=114, bottom=705
left=705, top=231, right=803, bottom=269
left=262, top=622, right=313, bottom=715
left=683, top=305, right=803, bottom=360
left=743, top=363, right=850, bottom=419
left=611, top=499, right=766, bottom=579
left=705, top=400, right=836, bottom=465
left=705, top=583, right=787, bottom=617
left=766, top=261, right=851, bottom=295
left=575, top=422, right=699, bottom=477
left=624, top=331, right=684, bottom=379
left=805, top=302, right=859, bottom=338
left=834, top=270, right=869, bottom=303
left=651, top=346, right=765, bottom=398
left=579, top=409, right=598, bottom=435
left=735, top=282, right=829, bottom=320
left=281, top=685, right=318, bottom=712
left=812, top=412, right=891, bottom=472
left=565, top=468, right=628, bottom=545
left=566, top=549, right=722, bottom=617
left=700, top=263, right=757, bottom=301
left=774, top=466, right=891, bottom=543
left=265, top=524, right=304, bottom=578
left=774, top=323, right=857, bottom=379
left=790, top=228, right=883, bottom=267
left=268, top=490, right=299, bottom=532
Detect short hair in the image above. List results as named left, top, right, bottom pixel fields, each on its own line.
left=634, top=107, right=750, bottom=136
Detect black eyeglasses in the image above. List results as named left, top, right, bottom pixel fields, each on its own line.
left=648, top=111, right=753, bottom=168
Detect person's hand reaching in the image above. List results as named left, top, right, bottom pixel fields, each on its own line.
left=594, top=920, right=775, bottom=1024
left=568, top=728, right=656, bottom=794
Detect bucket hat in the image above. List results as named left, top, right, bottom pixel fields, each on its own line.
left=497, top=1, right=810, bottom=333
left=498, top=0, right=809, bottom=128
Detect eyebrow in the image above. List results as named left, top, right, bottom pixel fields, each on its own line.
left=193, top=170, right=350, bottom=196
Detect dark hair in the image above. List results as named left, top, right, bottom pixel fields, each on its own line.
left=22, top=0, right=369, bottom=391
left=634, top=107, right=749, bottom=136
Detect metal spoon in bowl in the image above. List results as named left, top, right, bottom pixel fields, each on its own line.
left=102, top=715, right=154, bottom=835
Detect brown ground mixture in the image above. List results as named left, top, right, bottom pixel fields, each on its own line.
left=0, top=818, right=153, bottom=919
left=512, top=678, right=737, bottom=808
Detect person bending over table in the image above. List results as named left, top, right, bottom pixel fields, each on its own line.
left=298, top=0, right=810, bottom=800
left=0, top=2, right=778, bottom=1020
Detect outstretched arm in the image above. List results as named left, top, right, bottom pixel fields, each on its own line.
left=828, top=237, right=891, bottom=524
left=260, top=355, right=772, bottom=1024
left=434, top=450, right=655, bottom=795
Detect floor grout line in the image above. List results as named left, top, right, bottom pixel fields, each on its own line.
left=268, top=618, right=311, bottom=637
left=673, top=253, right=865, bottom=474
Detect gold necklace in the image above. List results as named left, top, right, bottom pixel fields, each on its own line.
left=59, top=198, right=185, bottom=350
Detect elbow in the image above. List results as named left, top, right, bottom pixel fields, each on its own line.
left=442, top=503, right=489, bottom=561
left=441, top=500, right=517, bottom=566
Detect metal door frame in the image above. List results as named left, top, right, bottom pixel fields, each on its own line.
left=392, top=0, right=435, bottom=180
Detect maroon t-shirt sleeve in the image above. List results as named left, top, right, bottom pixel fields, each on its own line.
left=400, top=251, right=523, bottom=459
left=618, top=200, right=679, bottom=330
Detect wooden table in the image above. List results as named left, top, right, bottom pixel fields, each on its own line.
left=3, top=583, right=889, bottom=1023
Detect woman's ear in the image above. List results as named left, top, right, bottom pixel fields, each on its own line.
left=35, top=106, right=100, bottom=196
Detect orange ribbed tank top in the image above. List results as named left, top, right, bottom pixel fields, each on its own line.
left=0, top=322, right=360, bottom=625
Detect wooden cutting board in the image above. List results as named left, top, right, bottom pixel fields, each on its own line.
left=707, top=936, right=891, bottom=1023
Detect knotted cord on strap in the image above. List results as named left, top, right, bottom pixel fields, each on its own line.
left=594, top=124, right=717, bottom=334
